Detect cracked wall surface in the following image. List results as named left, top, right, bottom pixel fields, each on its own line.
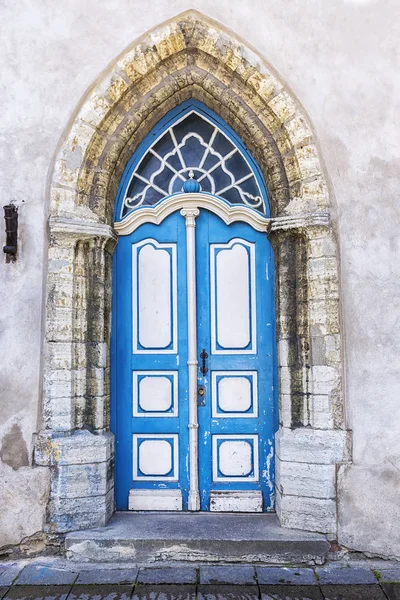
left=1, top=1, right=399, bottom=557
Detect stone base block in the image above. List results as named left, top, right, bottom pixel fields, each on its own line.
left=35, top=430, right=114, bottom=467
left=276, top=490, right=336, bottom=535
left=48, top=487, right=114, bottom=532
left=276, top=457, right=335, bottom=499
left=275, top=427, right=351, bottom=465
left=210, top=491, right=262, bottom=512
left=35, top=430, right=115, bottom=533
left=129, top=489, right=182, bottom=511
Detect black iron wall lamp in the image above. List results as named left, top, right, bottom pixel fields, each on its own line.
left=3, top=204, right=18, bottom=261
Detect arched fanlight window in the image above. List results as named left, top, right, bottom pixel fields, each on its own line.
left=115, top=101, right=270, bottom=221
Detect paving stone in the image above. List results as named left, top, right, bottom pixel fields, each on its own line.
left=0, top=589, right=9, bottom=600
left=16, top=566, right=77, bottom=586
left=133, top=584, right=196, bottom=600
left=320, top=584, right=387, bottom=600
left=200, top=566, right=256, bottom=585
left=379, top=569, right=400, bottom=583
left=260, top=586, right=323, bottom=599
left=68, top=585, right=133, bottom=600
left=315, top=566, right=376, bottom=585
left=198, top=585, right=259, bottom=600
left=137, top=567, right=197, bottom=584
left=0, top=566, right=25, bottom=587
left=76, top=568, right=138, bottom=584
left=2, top=585, right=72, bottom=600
left=381, top=583, right=400, bottom=600
left=257, top=568, right=317, bottom=585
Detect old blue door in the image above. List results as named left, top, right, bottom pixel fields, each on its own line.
left=111, top=100, right=277, bottom=512
left=113, top=208, right=276, bottom=512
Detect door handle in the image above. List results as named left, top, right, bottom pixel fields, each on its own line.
left=200, top=349, right=208, bottom=375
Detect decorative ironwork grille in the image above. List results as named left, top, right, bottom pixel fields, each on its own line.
left=122, top=110, right=266, bottom=217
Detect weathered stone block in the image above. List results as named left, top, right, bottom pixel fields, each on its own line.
left=309, top=299, right=340, bottom=336
left=296, top=143, right=322, bottom=180
left=311, top=366, right=340, bottom=396
left=279, top=366, right=292, bottom=395
left=277, top=490, right=336, bottom=534
left=311, top=395, right=334, bottom=429
left=45, top=342, right=73, bottom=371
left=278, top=339, right=292, bottom=367
left=43, top=395, right=74, bottom=432
left=47, top=487, right=114, bottom=532
left=278, top=394, right=292, bottom=428
left=308, top=257, right=338, bottom=281
left=46, top=306, right=74, bottom=342
left=43, top=368, right=73, bottom=399
left=268, top=90, right=297, bottom=123
left=307, top=235, right=337, bottom=260
left=276, top=457, right=336, bottom=499
left=51, top=460, right=114, bottom=499
left=35, top=430, right=114, bottom=467
left=275, top=427, right=351, bottom=465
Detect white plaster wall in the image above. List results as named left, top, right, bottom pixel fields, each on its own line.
left=0, top=0, right=399, bottom=555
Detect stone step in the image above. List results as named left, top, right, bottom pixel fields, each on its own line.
left=65, top=512, right=329, bottom=566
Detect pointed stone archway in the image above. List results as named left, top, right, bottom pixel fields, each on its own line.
left=35, top=10, right=351, bottom=537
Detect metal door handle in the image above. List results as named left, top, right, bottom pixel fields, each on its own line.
left=200, top=349, right=208, bottom=375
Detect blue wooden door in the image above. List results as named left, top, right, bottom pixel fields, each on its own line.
left=113, top=209, right=276, bottom=511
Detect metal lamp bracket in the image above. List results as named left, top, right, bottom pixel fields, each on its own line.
left=3, top=204, right=18, bottom=261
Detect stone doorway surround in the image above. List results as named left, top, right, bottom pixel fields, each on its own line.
left=34, top=11, right=351, bottom=538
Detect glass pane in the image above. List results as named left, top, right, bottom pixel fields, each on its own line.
left=172, top=113, right=214, bottom=145
left=212, top=132, right=234, bottom=157
left=225, top=152, right=251, bottom=180
left=240, top=177, right=264, bottom=210
left=220, top=188, right=242, bottom=206
left=136, top=153, right=160, bottom=181
left=153, top=132, right=175, bottom=156
left=212, top=166, right=234, bottom=192
left=180, top=136, right=206, bottom=168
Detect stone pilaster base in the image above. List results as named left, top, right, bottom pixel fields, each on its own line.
left=35, top=430, right=114, bottom=532
left=275, top=427, right=351, bottom=536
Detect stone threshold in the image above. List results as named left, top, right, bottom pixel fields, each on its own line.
left=64, top=512, right=329, bottom=566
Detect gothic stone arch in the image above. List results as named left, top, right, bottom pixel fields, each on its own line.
left=35, top=11, right=351, bottom=537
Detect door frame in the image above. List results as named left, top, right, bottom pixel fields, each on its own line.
left=39, top=14, right=348, bottom=536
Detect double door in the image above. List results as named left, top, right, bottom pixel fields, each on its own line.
left=113, top=208, right=276, bottom=511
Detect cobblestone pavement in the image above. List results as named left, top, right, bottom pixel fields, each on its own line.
left=0, top=561, right=399, bottom=600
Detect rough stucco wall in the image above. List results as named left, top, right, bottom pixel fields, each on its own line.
left=0, top=0, right=399, bottom=555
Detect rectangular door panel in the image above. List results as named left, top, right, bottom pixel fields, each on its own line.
left=210, top=239, right=256, bottom=354
left=132, top=239, right=177, bottom=353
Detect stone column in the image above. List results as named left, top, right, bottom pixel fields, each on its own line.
left=34, top=218, right=117, bottom=532
left=270, top=213, right=352, bottom=537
